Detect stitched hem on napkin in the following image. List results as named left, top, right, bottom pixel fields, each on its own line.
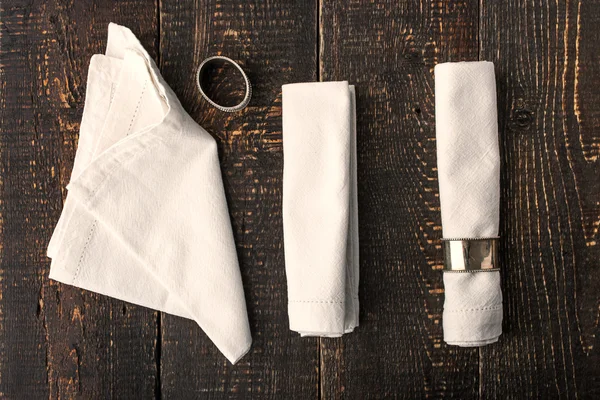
left=288, top=301, right=354, bottom=337
left=443, top=306, right=502, bottom=347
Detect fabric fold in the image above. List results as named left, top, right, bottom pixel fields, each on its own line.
left=47, top=23, right=251, bottom=364
left=282, top=82, right=359, bottom=337
left=435, top=61, right=503, bottom=346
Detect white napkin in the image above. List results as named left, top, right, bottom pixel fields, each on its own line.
left=47, top=23, right=252, bottom=364
left=282, top=82, right=359, bottom=337
left=435, top=61, right=503, bottom=346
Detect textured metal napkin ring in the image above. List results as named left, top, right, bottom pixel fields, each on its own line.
left=196, top=56, right=252, bottom=112
left=442, top=238, right=499, bottom=272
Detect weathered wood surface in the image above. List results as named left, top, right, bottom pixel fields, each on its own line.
left=157, top=0, right=319, bottom=398
left=0, top=1, right=160, bottom=398
left=319, top=1, right=482, bottom=398
left=479, top=1, right=600, bottom=398
left=0, top=0, right=598, bottom=399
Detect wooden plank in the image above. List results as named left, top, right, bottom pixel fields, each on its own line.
left=0, top=1, right=160, bottom=398
left=319, top=1, right=482, bottom=398
left=158, top=0, right=319, bottom=398
left=1, top=0, right=597, bottom=398
left=479, top=1, right=600, bottom=398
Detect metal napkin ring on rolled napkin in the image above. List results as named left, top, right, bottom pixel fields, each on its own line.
left=196, top=56, right=252, bottom=112
left=442, top=238, right=499, bottom=272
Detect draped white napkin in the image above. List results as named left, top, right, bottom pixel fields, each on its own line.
left=435, top=61, right=503, bottom=346
left=47, top=23, right=251, bottom=363
left=282, top=82, right=359, bottom=337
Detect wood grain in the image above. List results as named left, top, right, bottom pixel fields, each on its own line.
left=318, top=1, right=483, bottom=398
left=0, top=0, right=599, bottom=398
left=0, top=1, right=159, bottom=398
left=479, top=0, right=600, bottom=398
left=157, top=0, right=319, bottom=398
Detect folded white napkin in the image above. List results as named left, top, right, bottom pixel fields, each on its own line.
left=435, top=61, right=503, bottom=346
left=282, top=82, right=359, bottom=337
left=47, top=23, right=251, bottom=364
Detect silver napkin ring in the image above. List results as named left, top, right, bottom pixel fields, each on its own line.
left=442, top=238, right=499, bottom=272
left=196, top=56, right=252, bottom=112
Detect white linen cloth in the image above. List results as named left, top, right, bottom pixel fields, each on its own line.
left=435, top=61, right=503, bottom=346
left=282, top=82, right=359, bottom=337
left=47, top=23, right=251, bottom=364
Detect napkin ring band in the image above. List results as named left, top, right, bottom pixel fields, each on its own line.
left=442, top=238, right=499, bottom=273
left=196, top=56, right=252, bottom=112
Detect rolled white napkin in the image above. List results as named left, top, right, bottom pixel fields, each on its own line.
left=47, top=23, right=252, bottom=364
left=282, top=82, right=359, bottom=337
left=435, top=61, right=503, bottom=346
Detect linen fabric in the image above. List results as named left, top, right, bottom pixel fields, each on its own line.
left=435, top=61, right=503, bottom=346
left=282, top=82, right=359, bottom=337
left=47, top=23, right=251, bottom=364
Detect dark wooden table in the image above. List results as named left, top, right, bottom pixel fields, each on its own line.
left=1, top=0, right=599, bottom=398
